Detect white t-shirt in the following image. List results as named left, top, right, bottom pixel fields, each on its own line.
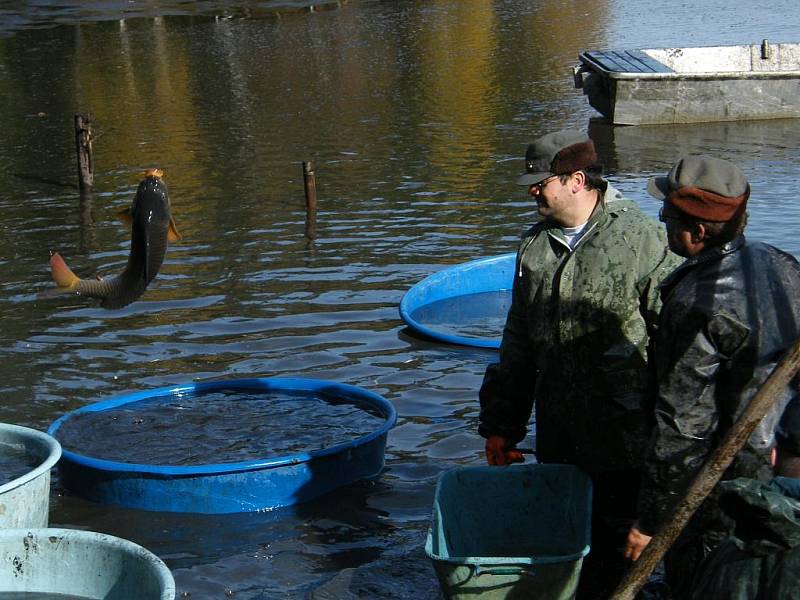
left=561, top=221, right=589, bottom=249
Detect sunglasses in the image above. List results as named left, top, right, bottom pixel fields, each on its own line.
left=530, top=174, right=559, bottom=194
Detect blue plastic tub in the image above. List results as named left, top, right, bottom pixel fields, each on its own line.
left=425, top=464, right=592, bottom=599
left=0, top=424, right=62, bottom=529
left=47, top=378, right=397, bottom=514
left=399, top=253, right=516, bottom=349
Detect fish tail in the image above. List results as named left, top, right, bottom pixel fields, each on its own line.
left=48, top=252, right=81, bottom=290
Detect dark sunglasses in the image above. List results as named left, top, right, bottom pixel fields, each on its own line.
left=530, top=174, right=559, bottom=194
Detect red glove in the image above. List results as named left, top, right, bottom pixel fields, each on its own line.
left=485, top=435, right=525, bottom=466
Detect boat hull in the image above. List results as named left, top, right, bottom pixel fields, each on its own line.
left=576, top=42, right=800, bottom=125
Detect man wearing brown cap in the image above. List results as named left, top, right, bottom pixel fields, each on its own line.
left=479, top=129, right=679, bottom=597
left=625, top=155, right=800, bottom=597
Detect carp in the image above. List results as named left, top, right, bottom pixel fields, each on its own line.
left=42, top=169, right=181, bottom=309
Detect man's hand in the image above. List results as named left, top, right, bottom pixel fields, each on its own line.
left=485, top=435, right=525, bottom=466
left=624, top=524, right=652, bottom=561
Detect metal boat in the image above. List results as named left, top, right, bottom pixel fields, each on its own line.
left=574, top=40, right=800, bottom=125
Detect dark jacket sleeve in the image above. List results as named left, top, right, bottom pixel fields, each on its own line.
left=478, top=251, right=537, bottom=445
left=637, top=303, right=751, bottom=534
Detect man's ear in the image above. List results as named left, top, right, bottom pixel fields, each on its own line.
left=571, top=170, right=586, bottom=192
left=690, top=222, right=707, bottom=243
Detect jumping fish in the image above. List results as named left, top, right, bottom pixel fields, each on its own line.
left=42, top=169, right=181, bottom=309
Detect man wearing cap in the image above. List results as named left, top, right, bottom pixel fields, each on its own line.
left=624, top=155, right=800, bottom=597
left=688, top=396, right=800, bottom=599
left=478, top=129, right=679, bottom=597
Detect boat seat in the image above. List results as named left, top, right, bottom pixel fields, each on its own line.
left=583, top=50, right=674, bottom=73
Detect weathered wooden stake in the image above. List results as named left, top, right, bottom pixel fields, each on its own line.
left=74, top=113, right=94, bottom=190
left=303, top=160, right=317, bottom=240
left=78, top=190, right=95, bottom=252
left=612, top=337, right=800, bottom=600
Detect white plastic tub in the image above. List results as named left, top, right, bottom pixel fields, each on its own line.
left=0, top=424, right=61, bottom=529
left=0, top=528, right=175, bottom=599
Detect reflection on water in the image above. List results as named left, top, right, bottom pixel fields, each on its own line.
left=0, top=0, right=799, bottom=598
left=590, top=117, right=800, bottom=256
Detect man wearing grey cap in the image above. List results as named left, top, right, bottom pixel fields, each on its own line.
left=478, top=129, right=679, bottom=597
left=688, top=396, right=800, bottom=599
left=625, top=155, right=800, bottom=597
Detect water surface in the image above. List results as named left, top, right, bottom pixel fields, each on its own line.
left=0, top=442, right=40, bottom=486
left=55, top=388, right=385, bottom=465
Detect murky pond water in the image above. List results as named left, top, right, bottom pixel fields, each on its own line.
left=1, top=0, right=799, bottom=598
left=0, top=442, right=40, bottom=486
left=55, top=388, right=386, bottom=465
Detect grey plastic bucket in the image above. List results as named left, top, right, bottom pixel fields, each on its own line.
left=0, top=528, right=175, bottom=599
left=425, top=464, right=593, bottom=600
left=0, top=423, right=61, bottom=529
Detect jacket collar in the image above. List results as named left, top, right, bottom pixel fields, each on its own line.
left=660, top=235, right=746, bottom=290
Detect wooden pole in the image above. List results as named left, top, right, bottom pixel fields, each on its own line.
left=612, top=337, right=800, bottom=600
left=78, top=189, right=95, bottom=252
left=303, top=160, right=317, bottom=240
left=74, top=113, right=94, bottom=190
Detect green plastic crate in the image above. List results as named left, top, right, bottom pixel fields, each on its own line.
left=425, top=464, right=592, bottom=599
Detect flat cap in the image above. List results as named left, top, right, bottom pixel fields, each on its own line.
left=648, top=155, right=750, bottom=221
left=516, top=129, right=599, bottom=186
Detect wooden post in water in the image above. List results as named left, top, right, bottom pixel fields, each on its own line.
left=303, top=160, right=318, bottom=240
left=74, top=114, right=94, bottom=190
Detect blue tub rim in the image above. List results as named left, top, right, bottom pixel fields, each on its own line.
left=399, top=253, right=516, bottom=349
left=0, top=423, right=62, bottom=495
left=46, top=377, right=397, bottom=477
left=0, top=527, right=175, bottom=598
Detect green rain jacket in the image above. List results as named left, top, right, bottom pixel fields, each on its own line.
left=689, top=477, right=800, bottom=599
left=478, top=184, right=680, bottom=474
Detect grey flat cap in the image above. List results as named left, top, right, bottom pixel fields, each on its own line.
left=516, top=129, right=598, bottom=186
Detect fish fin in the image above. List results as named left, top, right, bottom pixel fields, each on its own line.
left=143, top=168, right=164, bottom=179
left=117, top=207, right=134, bottom=227
left=168, top=216, right=182, bottom=242
left=38, top=252, right=81, bottom=298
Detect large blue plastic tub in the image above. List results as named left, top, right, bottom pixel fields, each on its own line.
left=399, top=253, right=515, bottom=349
left=47, top=378, right=397, bottom=514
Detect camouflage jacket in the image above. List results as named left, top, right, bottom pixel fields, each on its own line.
left=638, top=237, right=800, bottom=535
left=478, top=184, right=680, bottom=474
